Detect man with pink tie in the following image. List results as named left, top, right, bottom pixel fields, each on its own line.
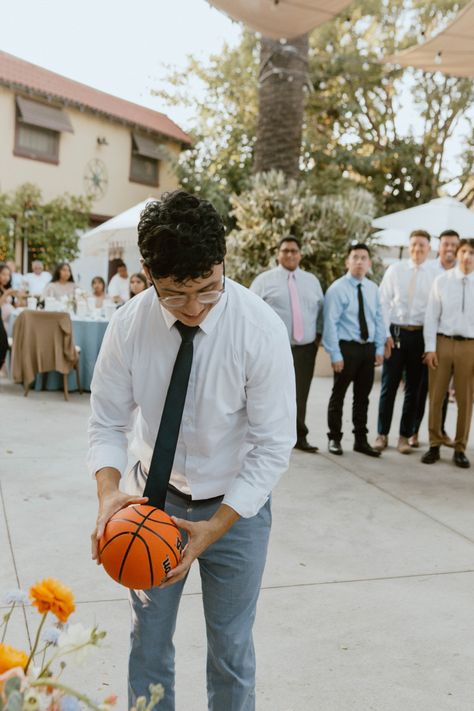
left=251, top=237, right=324, bottom=452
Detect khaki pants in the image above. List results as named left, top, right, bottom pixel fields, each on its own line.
left=428, top=335, right=474, bottom=452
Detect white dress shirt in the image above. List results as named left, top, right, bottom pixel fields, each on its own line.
left=250, top=266, right=324, bottom=345
left=25, top=271, right=51, bottom=296
left=379, top=259, right=435, bottom=332
left=424, top=267, right=474, bottom=352
left=107, top=274, right=130, bottom=302
left=88, top=279, right=296, bottom=519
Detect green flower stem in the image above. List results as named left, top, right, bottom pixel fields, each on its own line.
left=38, top=639, right=95, bottom=678
left=29, top=679, right=103, bottom=711
left=1, top=603, right=15, bottom=643
left=25, top=612, right=47, bottom=673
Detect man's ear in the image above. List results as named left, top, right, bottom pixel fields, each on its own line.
left=141, top=262, right=152, bottom=283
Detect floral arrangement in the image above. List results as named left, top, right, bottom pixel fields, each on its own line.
left=0, top=578, right=163, bottom=711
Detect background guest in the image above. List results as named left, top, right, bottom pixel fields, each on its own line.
left=43, top=262, right=75, bottom=299
left=108, top=259, right=130, bottom=304
left=25, top=260, right=51, bottom=297
left=6, top=259, right=24, bottom=290
left=323, top=244, right=387, bottom=457
left=375, top=229, right=434, bottom=454
left=129, top=272, right=148, bottom=298
left=422, top=238, right=474, bottom=469
left=91, top=276, right=107, bottom=307
left=251, top=237, right=324, bottom=453
left=0, top=263, right=15, bottom=328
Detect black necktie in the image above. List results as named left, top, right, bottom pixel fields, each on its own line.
left=143, top=321, right=199, bottom=509
left=357, top=284, right=369, bottom=342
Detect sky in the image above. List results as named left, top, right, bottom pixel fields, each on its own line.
left=0, top=0, right=242, bottom=129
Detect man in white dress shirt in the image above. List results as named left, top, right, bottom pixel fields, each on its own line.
left=375, top=229, right=434, bottom=454
left=25, top=260, right=51, bottom=297
left=107, top=259, right=130, bottom=304
left=250, top=237, right=324, bottom=453
left=422, top=238, right=474, bottom=468
left=88, top=191, right=296, bottom=711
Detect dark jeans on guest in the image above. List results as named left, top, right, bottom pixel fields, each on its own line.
left=327, top=340, right=376, bottom=442
left=377, top=326, right=426, bottom=438
left=291, top=341, right=318, bottom=441
left=0, top=317, right=7, bottom=370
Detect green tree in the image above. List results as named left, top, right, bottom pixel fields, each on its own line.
left=0, top=184, right=91, bottom=268
left=158, top=0, right=474, bottom=216
left=226, top=170, right=377, bottom=289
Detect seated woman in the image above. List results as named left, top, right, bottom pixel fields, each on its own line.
left=0, top=263, right=15, bottom=327
left=43, top=262, right=75, bottom=300
left=91, top=276, right=106, bottom=308
left=129, top=272, right=148, bottom=299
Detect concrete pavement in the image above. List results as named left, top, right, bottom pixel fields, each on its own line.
left=1, top=371, right=474, bottom=711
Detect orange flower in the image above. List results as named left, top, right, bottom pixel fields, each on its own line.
left=0, top=644, right=28, bottom=674
left=29, top=578, right=75, bottom=623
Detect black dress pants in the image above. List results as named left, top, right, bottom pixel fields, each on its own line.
left=0, top=317, right=7, bottom=370
left=377, top=327, right=426, bottom=438
left=291, top=342, right=318, bottom=442
left=327, top=341, right=376, bottom=441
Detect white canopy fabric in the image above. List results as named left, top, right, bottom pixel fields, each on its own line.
left=372, top=197, right=474, bottom=238
left=207, top=0, right=353, bottom=39
left=81, top=198, right=155, bottom=256
left=384, top=1, right=474, bottom=78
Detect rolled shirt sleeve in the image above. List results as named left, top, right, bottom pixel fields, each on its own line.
left=87, top=314, right=137, bottom=478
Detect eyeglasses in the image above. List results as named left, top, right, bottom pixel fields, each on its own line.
left=279, top=249, right=300, bottom=255
left=154, top=273, right=225, bottom=309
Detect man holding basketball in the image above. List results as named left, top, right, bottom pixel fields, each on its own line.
left=88, top=190, right=296, bottom=711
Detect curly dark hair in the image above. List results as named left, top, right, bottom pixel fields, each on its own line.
left=138, top=190, right=226, bottom=282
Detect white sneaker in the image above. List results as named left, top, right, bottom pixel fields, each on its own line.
left=397, top=436, right=412, bottom=454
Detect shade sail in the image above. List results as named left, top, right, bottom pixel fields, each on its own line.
left=81, top=198, right=156, bottom=256
left=372, top=196, right=474, bottom=238
left=384, top=0, right=474, bottom=78
left=207, top=0, right=353, bottom=39
left=16, top=95, right=73, bottom=133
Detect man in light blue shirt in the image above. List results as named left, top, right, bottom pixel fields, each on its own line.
left=323, top=243, right=387, bottom=457
left=251, top=237, right=324, bottom=453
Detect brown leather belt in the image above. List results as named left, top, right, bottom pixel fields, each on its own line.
left=394, top=324, right=423, bottom=332
left=438, top=333, right=474, bottom=342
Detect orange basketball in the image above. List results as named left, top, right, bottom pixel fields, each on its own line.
left=99, top=504, right=184, bottom=589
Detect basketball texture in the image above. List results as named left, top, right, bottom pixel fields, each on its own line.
left=99, top=504, right=184, bottom=589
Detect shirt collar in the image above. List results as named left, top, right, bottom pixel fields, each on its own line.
left=158, top=288, right=228, bottom=336
left=345, top=272, right=366, bottom=287
left=408, top=259, right=428, bottom=270
left=277, top=265, right=300, bottom=276
left=454, top=266, right=474, bottom=281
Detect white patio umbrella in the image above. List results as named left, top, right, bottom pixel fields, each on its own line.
left=81, top=198, right=156, bottom=256
left=207, top=0, right=353, bottom=39
left=372, top=196, right=474, bottom=238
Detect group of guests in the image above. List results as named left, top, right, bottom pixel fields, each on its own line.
left=0, top=257, right=150, bottom=372
left=250, top=230, right=474, bottom=469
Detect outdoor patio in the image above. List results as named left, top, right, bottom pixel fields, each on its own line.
left=1, top=370, right=473, bottom=711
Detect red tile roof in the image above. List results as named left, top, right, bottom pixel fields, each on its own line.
left=0, top=50, right=192, bottom=146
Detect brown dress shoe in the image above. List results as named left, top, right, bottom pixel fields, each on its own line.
left=373, top=434, right=388, bottom=452
left=397, top=436, right=412, bottom=454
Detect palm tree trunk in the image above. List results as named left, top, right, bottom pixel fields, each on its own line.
left=254, top=34, right=309, bottom=180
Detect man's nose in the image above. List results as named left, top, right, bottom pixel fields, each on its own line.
left=185, top=296, right=203, bottom=314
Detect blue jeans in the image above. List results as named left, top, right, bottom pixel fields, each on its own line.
left=126, top=465, right=272, bottom=711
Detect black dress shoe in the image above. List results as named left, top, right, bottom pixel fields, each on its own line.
left=421, top=446, right=440, bottom=464
left=328, top=439, right=343, bottom=455
left=453, top=451, right=471, bottom=468
left=353, top=441, right=381, bottom=458
left=294, top=439, right=319, bottom=453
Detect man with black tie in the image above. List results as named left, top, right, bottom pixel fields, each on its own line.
left=88, top=191, right=296, bottom=711
left=323, top=243, right=387, bottom=457
left=251, top=237, right=324, bottom=453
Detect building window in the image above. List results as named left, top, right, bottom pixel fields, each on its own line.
left=14, top=96, right=73, bottom=164
left=130, top=133, right=163, bottom=186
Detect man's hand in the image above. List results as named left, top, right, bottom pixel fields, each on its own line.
left=160, top=504, right=239, bottom=588
left=384, top=337, right=394, bottom=359
left=91, top=467, right=148, bottom=564
left=332, top=360, right=344, bottom=373
left=375, top=354, right=384, bottom=367
left=423, top=351, right=438, bottom=370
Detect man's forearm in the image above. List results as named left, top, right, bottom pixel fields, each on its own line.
left=207, top=504, right=240, bottom=542
left=96, top=467, right=121, bottom=498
